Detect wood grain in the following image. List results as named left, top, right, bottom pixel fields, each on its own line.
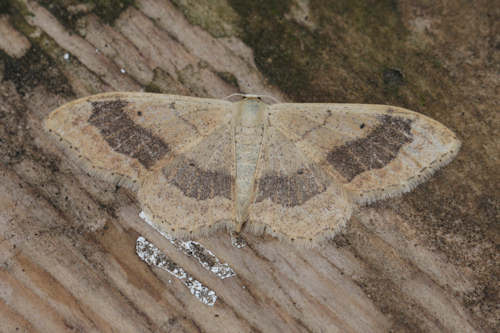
left=0, top=0, right=497, bottom=332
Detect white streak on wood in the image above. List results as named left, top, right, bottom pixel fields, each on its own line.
left=139, top=211, right=236, bottom=279
left=136, top=236, right=217, bottom=306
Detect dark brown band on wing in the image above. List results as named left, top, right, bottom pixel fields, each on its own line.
left=89, top=100, right=170, bottom=169
left=255, top=171, right=328, bottom=207
left=326, top=115, right=413, bottom=181
left=162, top=157, right=233, bottom=200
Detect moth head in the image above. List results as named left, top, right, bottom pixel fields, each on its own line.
left=242, top=94, right=264, bottom=101
left=241, top=95, right=267, bottom=108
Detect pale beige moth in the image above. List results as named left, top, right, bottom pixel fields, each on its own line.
left=45, top=93, right=460, bottom=246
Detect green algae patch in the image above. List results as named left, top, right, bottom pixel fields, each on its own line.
left=226, top=0, right=450, bottom=107
left=145, top=68, right=189, bottom=96
left=144, top=82, right=162, bottom=94
left=216, top=71, right=239, bottom=89
left=1, top=46, right=73, bottom=96
left=0, top=0, right=10, bottom=14
left=1, top=0, right=33, bottom=18
left=171, top=0, right=241, bottom=38
left=90, top=0, right=135, bottom=24
left=3, top=1, right=76, bottom=97
left=38, top=0, right=135, bottom=29
left=228, top=0, right=320, bottom=101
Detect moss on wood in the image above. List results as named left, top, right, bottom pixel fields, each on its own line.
left=1, top=46, right=73, bottom=96
left=170, top=0, right=241, bottom=37
left=38, top=0, right=135, bottom=29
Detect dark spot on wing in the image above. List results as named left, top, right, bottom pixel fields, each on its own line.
left=163, top=157, right=233, bottom=200
left=255, top=169, right=329, bottom=207
left=89, top=99, right=170, bottom=169
left=327, top=115, right=413, bottom=181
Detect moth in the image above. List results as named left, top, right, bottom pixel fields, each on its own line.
left=45, top=93, right=460, bottom=246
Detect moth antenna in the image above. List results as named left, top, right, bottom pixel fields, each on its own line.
left=224, top=93, right=280, bottom=104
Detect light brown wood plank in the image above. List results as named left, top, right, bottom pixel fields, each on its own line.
left=0, top=1, right=497, bottom=332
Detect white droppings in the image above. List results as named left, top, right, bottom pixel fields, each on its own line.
left=136, top=236, right=217, bottom=306
left=230, top=231, right=247, bottom=249
left=139, top=211, right=236, bottom=279
left=182, top=240, right=236, bottom=279
left=120, top=68, right=126, bottom=74
left=63, top=52, right=70, bottom=60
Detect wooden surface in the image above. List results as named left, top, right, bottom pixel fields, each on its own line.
left=0, top=1, right=498, bottom=332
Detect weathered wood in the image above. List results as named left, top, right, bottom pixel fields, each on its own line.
left=0, top=0, right=497, bottom=332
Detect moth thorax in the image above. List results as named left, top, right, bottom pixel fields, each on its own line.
left=233, top=99, right=266, bottom=230
left=234, top=98, right=266, bottom=127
